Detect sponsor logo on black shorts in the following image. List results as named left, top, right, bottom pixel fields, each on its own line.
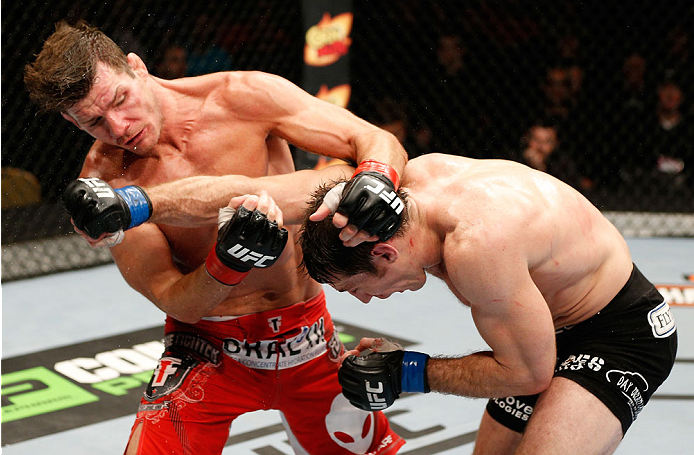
left=491, top=397, right=534, bottom=423
left=647, top=301, right=676, bottom=338
left=606, top=369, right=649, bottom=421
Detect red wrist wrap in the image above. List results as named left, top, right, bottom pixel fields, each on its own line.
left=353, top=159, right=400, bottom=189
left=205, top=246, right=249, bottom=286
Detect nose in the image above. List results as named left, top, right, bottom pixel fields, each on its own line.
left=350, top=291, right=372, bottom=304
left=105, top=111, right=130, bottom=143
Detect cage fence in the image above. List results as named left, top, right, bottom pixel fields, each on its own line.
left=2, top=0, right=692, bottom=282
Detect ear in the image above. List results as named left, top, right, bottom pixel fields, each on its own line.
left=61, top=112, right=82, bottom=130
left=127, top=53, right=149, bottom=78
left=370, top=243, right=399, bottom=264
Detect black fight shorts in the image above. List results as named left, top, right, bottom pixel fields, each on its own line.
left=486, top=264, right=677, bottom=435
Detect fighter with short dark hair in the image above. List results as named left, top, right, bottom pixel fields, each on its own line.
left=299, top=153, right=678, bottom=455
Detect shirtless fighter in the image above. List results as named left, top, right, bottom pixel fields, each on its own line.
left=25, top=21, right=406, bottom=454
left=299, top=154, right=678, bottom=454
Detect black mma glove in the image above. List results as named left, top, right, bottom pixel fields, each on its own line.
left=63, top=178, right=152, bottom=239
left=338, top=349, right=430, bottom=411
left=337, top=160, right=405, bottom=241
left=205, top=206, right=288, bottom=286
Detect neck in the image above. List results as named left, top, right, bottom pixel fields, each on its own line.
left=401, top=198, right=443, bottom=270
left=147, top=77, right=196, bottom=153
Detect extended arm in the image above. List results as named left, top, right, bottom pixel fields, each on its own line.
left=147, top=165, right=352, bottom=226
left=63, top=164, right=352, bottom=245
left=238, top=72, right=408, bottom=242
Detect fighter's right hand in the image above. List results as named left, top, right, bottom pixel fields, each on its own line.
left=205, top=193, right=288, bottom=286
left=63, top=178, right=152, bottom=239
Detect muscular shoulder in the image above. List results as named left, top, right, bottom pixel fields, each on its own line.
left=212, top=71, right=307, bottom=120
left=79, top=141, right=127, bottom=184
left=412, top=156, right=543, bottom=252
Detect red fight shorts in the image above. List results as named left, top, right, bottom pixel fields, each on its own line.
left=126, top=291, right=404, bottom=455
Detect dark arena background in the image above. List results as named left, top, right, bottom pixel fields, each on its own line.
left=2, top=1, right=693, bottom=454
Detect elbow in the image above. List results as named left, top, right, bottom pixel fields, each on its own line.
left=156, top=302, right=205, bottom=325
left=172, top=312, right=203, bottom=325
left=519, top=368, right=553, bottom=395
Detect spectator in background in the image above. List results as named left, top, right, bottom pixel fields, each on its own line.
left=369, top=98, right=430, bottom=159
left=644, top=79, right=693, bottom=191
left=423, top=32, right=483, bottom=157
left=663, top=27, right=692, bottom=96
left=510, top=121, right=590, bottom=192
left=601, top=51, right=653, bottom=191
left=155, top=45, right=187, bottom=79
left=536, top=50, right=592, bottom=185
left=184, top=13, right=234, bottom=76
left=540, top=66, right=583, bottom=122
left=537, top=34, right=586, bottom=129
left=620, top=52, right=650, bottom=114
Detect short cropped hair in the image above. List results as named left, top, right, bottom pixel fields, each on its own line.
left=299, top=180, right=409, bottom=284
left=24, top=21, right=132, bottom=113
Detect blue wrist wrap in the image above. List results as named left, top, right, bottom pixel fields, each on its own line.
left=401, top=351, right=430, bottom=393
left=115, top=186, right=151, bottom=229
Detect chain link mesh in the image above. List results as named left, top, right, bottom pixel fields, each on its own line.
left=2, top=1, right=692, bottom=281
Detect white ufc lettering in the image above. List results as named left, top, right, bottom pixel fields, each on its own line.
left=365, top=381, right=388, bottom=410
left=80, top=178, right=114, bottom=198
left=226, top=244, right=276, bottom=267
left=363, top=181, right=404, bottom=215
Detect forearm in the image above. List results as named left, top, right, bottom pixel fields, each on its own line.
left=147, top=166, right=352, bottom=227
left=151, top=266, right=233, bottom=324
left=352, top=129, right=408, bottom=182
left=427, top=351, right=548, bottom=398
left=147, top=175, right=253, bottom=227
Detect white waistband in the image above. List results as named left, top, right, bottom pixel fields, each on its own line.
left=201, top=314, right=243, bottom=322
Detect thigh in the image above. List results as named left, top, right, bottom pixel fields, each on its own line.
left=128, top=345, right=270, bottom=455
left=472, top=410, right=523, bottom=455
left=516, top=377, right=622, bottom=455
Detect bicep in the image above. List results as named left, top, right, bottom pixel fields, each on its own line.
left=240, top=73, right=378, bottom=160
left=450, top=247, right=556, bottom=376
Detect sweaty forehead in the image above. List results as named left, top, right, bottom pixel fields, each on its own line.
left=68, top=65, right=120, bottom=119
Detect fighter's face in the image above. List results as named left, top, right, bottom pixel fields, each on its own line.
left=331, top=265, right=426, bottom=304
left=66, top=62, right=161, bottom=153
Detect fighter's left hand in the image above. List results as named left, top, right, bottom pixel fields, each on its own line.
left=309, top=160, right=405, bottom=247
left=338, top=337, right=430, bottom=411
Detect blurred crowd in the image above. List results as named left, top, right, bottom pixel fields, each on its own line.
left=3, top=0, right=692, bottom=217
left=351, top=3, right=693, bottom=210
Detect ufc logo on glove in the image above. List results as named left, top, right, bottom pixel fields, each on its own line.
left=79, top=177, right=115, bottom=198
left=224, top=243, right=277, bottom=268
left=364, top=181, right=405, bottom=215
left=365, top=381, right=389, bottom=410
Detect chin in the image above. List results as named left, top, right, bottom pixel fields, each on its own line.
left=411, top=280, right=426, bottom=292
